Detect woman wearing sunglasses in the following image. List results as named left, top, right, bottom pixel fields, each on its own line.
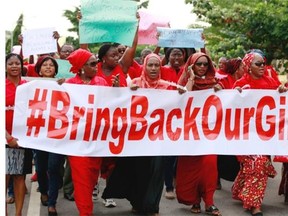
left=231, top=52, right=287, bottom=216
left=65, top=48, right=108, bottom=216
left=176, top=52, right=221, bottom=216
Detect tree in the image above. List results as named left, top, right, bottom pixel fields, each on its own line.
left=62, top=6, right=81, bottom=49
left=185, top=0, right=288, bottom=73
left=5, top=14, right=23, bottom=54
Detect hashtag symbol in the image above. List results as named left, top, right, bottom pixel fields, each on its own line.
left=26, top=88, right=48, bottom=137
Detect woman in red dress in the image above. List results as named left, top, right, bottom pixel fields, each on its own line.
left=65, top=48, right=108, bottom=216
left=232, top=52, right=287, bottom=216
left=176, top=52, right=221, bottom=216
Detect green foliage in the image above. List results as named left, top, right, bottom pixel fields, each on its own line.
left=186, top=0, right=288, bottom=73
left=5, top=14, right=23, bottom=54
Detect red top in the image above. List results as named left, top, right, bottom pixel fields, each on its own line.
left=265, top=65, right=281, bottom=85
left=65, top=74, right=108, bottom=86
left=25, top=64, right=39, bottom=77
left=218, top=74, right=236, bottom=89
left=6, top=78, right=27, bottom=134
left=128, top=60, right=142, bottom=80
left=97, top=62, right=127, bottom=87
left=161, top=65, right=184, bottom=84
left=233, top=73, right=279, bottom=90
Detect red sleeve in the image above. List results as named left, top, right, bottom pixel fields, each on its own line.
left=128, top=60, right=142, bottom=80
left=26, top=64, right=39, bottom=77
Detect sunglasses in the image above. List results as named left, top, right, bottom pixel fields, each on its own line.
left=85, top=61, right=98, bottom=67
left=195, top=62, right=209, bottom=67
left=61, top=50, right=73, bottom=54
left=254, top=62, right=266, bottom=67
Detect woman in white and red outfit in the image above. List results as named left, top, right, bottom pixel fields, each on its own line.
left=65, top=48, right=108, bottom=216
left=5, top=53, right=33, bottom=216
left=232, top=52, right=287, bottom=216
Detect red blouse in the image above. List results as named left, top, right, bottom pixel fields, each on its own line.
left=6, top=78, right=27, bottom=134
left=96, top=62, right=127, bottom=87
left=65, top=74, right=108, bottom=86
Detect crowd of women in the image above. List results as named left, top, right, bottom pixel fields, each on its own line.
left=6, top=10, right=288, bottom=216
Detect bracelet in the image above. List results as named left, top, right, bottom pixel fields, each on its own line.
left=6, top=136, right=14, bottom=143
left=188, top=78, right=194, bottom=82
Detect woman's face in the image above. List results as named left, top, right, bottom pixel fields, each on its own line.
left=193, top=56, right=209, bottom=77
left=145, top=57, right=160, bottom=80
left=103, top=47, right=120, bottom=68
left=6, top=55, right=22, bottom=77
left=218, top=57, right=227, bottom=71
left=236, top=62, right=245, bottom=78
left=117, top=45, right=126, bottom=59
left=250, top=54, right=265, bottom=79
left=40, top=59, right=56, bottom=78
left=83, top=55, right=98, bottom=79
left=169, top=49, right=184, bottom=70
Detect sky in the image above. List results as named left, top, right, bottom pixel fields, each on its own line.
left=4, top=0, right=197, bottom=38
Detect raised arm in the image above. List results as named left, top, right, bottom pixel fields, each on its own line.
left=119, top=19, right=139, bottom=75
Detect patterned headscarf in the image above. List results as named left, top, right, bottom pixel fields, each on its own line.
left=225, top=57, right=242, bottom=75
left=67, top=48, right=92, bottom=73
left=241, top=53, right=255, bottom=74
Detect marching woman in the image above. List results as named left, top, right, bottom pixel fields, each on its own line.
left=65, top=48, right=108, bottom=216
left=33, top=55, right=65, bottom=216
left=176, top=52, right=221, bottom=216
left=232, top=52, right=287, bottom=216
left=102, top=53, right=175, bottom=216
left=5, top=53, right=33, bottom=216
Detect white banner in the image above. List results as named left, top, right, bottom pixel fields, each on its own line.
left=12, top=80, right=288, bottom=156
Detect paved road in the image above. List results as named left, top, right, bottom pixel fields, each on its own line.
left=7, top=163, right=288, bottom=215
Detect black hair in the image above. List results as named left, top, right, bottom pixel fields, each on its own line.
left=35, top=55, right=58, bottom=76
left=6, top=53, right=24, bottom=76
left=164, top=47, right=187, bottom=63
left=98, top=43, right=118, bottom=61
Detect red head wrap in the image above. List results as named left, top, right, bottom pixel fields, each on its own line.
left=67, top=48, right=93, bottom=73
left=225, top=57, right=242, bottom=75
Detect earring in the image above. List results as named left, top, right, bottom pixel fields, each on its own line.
left=103, top=59, right=106, bottom=64
left=39, top=72, right=42, bottom=76
left=81, top=69, right=85, bottom=74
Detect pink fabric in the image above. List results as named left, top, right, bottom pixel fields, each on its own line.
left=131, top=53, right=172, bottom=89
